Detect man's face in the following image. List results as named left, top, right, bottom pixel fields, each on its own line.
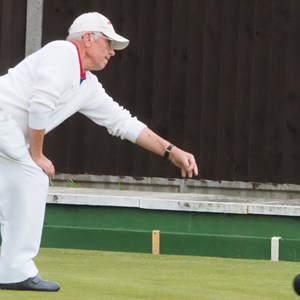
left=85, top=32, right=115, bottom=71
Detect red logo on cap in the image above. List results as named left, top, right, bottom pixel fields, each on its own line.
left=107, top=20, right=112, bottom=25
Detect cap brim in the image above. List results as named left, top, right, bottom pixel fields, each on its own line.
left=102, top=30, right=129, bottom=50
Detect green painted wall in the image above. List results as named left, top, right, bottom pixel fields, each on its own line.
left=41, top=204, right=300, bottom=261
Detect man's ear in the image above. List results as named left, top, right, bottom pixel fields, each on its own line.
left=82, top=32, right=93, bottom=47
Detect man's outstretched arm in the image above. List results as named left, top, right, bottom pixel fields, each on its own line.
left=135, top=127, right=198, bottom=178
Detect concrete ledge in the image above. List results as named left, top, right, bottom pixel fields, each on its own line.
left=48, top=189, right=140, bottom=208
left=48, top=186, right=300, bottom=217
left=52, top=174, right=300, bottom=200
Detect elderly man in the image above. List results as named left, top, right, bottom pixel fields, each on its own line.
left=0, top=12, right=198, bottom=292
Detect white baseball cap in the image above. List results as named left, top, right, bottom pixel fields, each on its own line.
left=68, top=12, right=129, bottom=50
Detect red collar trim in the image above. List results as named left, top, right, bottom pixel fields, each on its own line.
left=72, top=42, right=86, bottom=84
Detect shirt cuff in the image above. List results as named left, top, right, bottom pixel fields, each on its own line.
left=124, top=119, right=147, bottom=143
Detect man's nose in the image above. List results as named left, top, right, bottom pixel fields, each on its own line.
left=109, top=48, right=115, bottom=56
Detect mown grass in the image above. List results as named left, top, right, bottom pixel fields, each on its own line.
left=1, top=248, right=300, bottom=300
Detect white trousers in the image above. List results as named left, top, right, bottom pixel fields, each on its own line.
left=0, top=109, right=49, bottom=283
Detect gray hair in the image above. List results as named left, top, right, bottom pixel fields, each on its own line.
left=66, top=31, right=103, bottom=41
left=66, top=32, right=84, bottom=41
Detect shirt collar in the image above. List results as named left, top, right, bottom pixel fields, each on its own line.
left=72, top=42, right=86, bottom=85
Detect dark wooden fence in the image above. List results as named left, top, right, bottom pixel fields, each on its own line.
left=0, top=0, right=299, bottom=184
left=0, top=0, right=27, bottom=73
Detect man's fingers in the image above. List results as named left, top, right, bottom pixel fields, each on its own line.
left=193, top=163, right=199, bottom=176
left=48, top=164, right=55, bottom=178
left=187, top=157, right=198, bottom=177
left=40, top=160, right=55, bottom=178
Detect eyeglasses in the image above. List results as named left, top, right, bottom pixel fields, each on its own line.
left=91, top=32, right=114, bottom=49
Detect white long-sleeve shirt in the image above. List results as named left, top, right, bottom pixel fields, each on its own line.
left=0, top=40, right=146, bottom=144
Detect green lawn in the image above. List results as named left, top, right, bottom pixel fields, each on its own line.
left=1, top=248, right=300, bottom=300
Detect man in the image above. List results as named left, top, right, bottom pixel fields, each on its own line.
left=0, top=12, right=198, bottom=292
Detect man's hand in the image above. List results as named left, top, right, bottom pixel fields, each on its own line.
left=31, top=154, right=55, bottom=178
left=29, top=128, right=55, bottom=178
left=168, top=147, right=198, bottom=178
